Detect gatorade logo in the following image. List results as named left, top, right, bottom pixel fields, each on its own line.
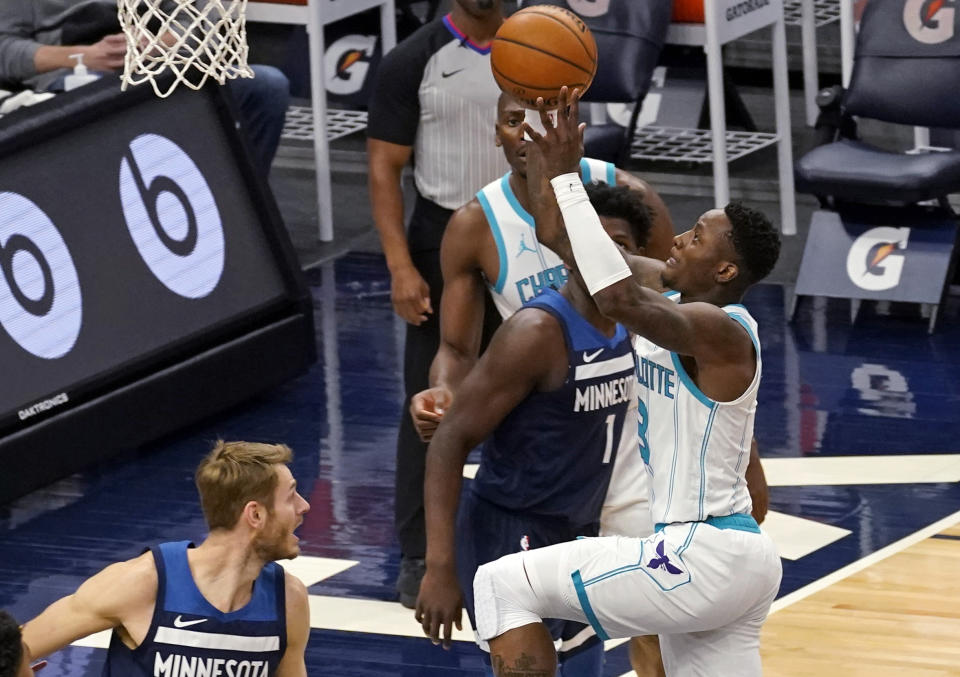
left=845, top=227, right=909, bottom=291
left=566, top=0, right=611, bottom=17
left=726, top=0, right=771, bottom=21
left=325, top=35, right=378, bottom=96
left=0, top=193, right=82, bottom=359
left=850, top=363, right=916, bottom=419
left=903, top=0, right=956, bottom=43
left=119, top=134, right=224, bottom=299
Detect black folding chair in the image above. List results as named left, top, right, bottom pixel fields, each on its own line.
left=528, top=0, right=672, bottom=165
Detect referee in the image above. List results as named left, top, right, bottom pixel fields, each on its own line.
left=367, top=0, right=509, bottom=609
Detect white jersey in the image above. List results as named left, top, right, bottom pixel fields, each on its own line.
left=634, top=291, right=760, bottom=525
left=476, top=157, right=615, bottom=320
left=474, top=156, right=652, bottom=537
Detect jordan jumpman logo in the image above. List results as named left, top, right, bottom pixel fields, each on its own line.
left=516, top=233, right=538, bottom=258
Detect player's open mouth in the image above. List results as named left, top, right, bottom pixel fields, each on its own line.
left=666, top=256, right=678, bottom=266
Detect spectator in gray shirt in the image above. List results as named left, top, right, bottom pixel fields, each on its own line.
left=0, top=0, right=289, bottom=177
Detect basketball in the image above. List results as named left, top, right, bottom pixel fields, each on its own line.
left=490, top=6, right=597, bottom=109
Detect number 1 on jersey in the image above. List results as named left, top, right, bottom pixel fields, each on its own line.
left=603, top=413, right=616, bottom=464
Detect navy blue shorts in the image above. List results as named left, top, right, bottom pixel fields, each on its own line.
left=456, top=489, right=598, bottom=645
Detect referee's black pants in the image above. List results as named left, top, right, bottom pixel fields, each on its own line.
left=395, top=197, right=500, bottom=560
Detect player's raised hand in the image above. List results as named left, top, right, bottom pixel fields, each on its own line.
left=410, top=386, right=453, bottom=442
left=415, top=566, right=463, bottom=650
left=521, top=86, right=586, bottom=180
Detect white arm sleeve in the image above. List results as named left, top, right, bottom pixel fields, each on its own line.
left=550, top=173, right=632, bottom=295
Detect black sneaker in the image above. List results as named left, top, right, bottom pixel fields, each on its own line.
left=396, top=556, right=426, bottom=609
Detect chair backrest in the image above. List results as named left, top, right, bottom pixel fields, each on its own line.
left=521, top=0, right=672, bottom=103
left=845, top=0, right=960, bottom=128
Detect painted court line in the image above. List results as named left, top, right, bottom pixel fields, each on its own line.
left=769, top=508, right=960, bottom=614
left=760, top=510, right=851, bottom=560
left=762, top=454, right=960, bottom=486
left=469, top=454, right=960, bottom=486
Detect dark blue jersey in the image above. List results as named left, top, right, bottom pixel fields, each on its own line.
left=472, top=288, right=637, bottom=527
left=103, top=541, right=286, bottom=677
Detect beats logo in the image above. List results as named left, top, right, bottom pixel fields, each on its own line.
left=119, top=134, right=225, bottom=299
left=0, top=193, right=82, bottom=359
left=1, top=134, right=223, bottom=361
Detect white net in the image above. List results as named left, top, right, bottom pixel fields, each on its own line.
left=118, top=0, right=254, bottom=98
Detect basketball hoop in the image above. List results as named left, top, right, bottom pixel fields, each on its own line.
left=118, top=0, right=254, bottom=98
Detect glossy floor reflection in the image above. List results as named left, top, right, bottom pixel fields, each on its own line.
left=1, top=253, right=959, bottom=675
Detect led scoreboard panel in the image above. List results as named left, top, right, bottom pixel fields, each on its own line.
left=0, top=79, right=315, bottom=501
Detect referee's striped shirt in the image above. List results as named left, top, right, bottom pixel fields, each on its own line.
left=368, top=13, right=510, bottom=243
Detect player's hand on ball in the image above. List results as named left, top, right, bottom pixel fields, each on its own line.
left=415, top=566, right=463, bottom=650
left=410, top=386, right=453, bottom=442
left=521, top=86, right=586, bottom=180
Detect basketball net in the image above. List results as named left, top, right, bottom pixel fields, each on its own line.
left=118, top=0, right=254, bottom=98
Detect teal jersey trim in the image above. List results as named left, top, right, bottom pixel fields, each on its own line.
left=655, top=513, right=760, bottom=534
left=670, top=351, right=714, bottom=409
left=500, top=173, right=534, bottom=227
left=727, top=311, right=760, bottom=353
left=606, top=161, right=616, bottom=186
left=580, top=158, right=592, bottom=183
left=697, top=403, right=719, bottom=520
left=572, top=570, right=610, bottom=641
left=476, top=189, right=509, bottom=293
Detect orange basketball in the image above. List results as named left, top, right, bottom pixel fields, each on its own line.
left=491, top=6, right=597, bottom=109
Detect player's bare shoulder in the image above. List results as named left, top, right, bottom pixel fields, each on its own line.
left=281, top=570, right=310, bottom=656
left=283, top=568, right=309, bottom=607
left=500, top=304, right=566, bottom=359
left=441, top=197, right=498, bottom=274
left=444, top=198, right=492, bottom=243
left=90, top=551, right=159, bottom=607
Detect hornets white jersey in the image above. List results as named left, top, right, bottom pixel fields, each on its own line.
left=634, top=292, right=761, bottom=525
left=476, top=157, right=615, bottom=319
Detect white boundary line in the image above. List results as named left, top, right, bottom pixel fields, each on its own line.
left=769, top=508, right=960, bottom=614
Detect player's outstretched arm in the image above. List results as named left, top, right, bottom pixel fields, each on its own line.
left=21, top=552, right=157, bottom=661
left=526, top=135, right=577, bottom=266
left=276, top=573, right=310, bottom=677
left=410, top=201, right=494, bottom=442
left=418, top=311, right=565, bottom=649
left=524, top=96, right=665, bottom=292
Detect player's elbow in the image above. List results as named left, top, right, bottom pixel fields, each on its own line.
left=593, top=282, right=634, bottom=324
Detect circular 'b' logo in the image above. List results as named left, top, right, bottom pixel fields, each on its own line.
left=119, top=134, right=224, bottom=299
left=0, top=193, right=82, bottom=359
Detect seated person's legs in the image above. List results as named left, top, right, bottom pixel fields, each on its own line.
left=226, top=65, right=290, bottom=177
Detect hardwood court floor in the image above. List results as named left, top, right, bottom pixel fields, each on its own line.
left=762, top=521, right=960, bottom=676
